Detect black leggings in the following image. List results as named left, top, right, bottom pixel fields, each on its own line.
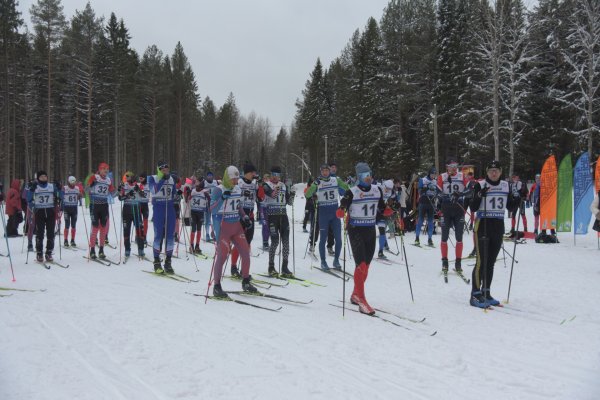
left=268, top=214, right=290, bottom=268
left=35, top=208, right=55, bottom=254
left=441, top=204, right=465, bottom=242
left=348, top=225, right=376, bottom=266
left=63, top=206, right=78, bottom=229
left=190, top=211, right=205, bottom=232
left=472, top=218, right=504, bottom=292
left=90, top=203, right=109, bottom=227
left=122, top=206, right=143, bottom=251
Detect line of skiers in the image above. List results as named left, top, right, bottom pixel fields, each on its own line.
left=0, top=157, right=557, bottom=311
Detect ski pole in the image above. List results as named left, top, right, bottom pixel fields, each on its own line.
left=56, top=206, right=62, bottom=260
left=401, top=224, right=414, bottom=302
left=180, top=199, right=197, bottom=269
left=506, top=199, right=524, bottom=304
left=0, top=203, right=16, bottom=281
left=204, top=196, right=226, bottom=303
left=81, top=200, right=91, bottom=261
left=291, top=189, right=296, bottom=275
left=342, top=211, right=347, bottom=317
left=21, top=207, right=28, bottom=254
left=109, top=200, right=119, bottom=252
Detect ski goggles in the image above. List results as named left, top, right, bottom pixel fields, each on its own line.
left=446, top=163, right=459, bottom=168
left=158, top=163, right=169, bottom=170
left=357, top=171, right=372, bottom=180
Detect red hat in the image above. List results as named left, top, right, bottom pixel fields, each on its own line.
left=98, top=162, right=109, bottom=171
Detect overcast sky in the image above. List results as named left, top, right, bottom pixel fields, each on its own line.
left=19, top=0, right=390, bottom=132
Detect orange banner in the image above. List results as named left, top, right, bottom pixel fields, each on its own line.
left=540, top=155, right=558, bottom=230
left=595, top=155, right=600, bottom=193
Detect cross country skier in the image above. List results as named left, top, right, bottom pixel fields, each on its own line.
left=326, top=162, right=342, bottom=255
left=376, top=178, right=395, bottom=259
left=260, top=166, right=295, bottom=277
left=62, top=176, right=83, bottom=247
left=337, top=162, right=390, bottom=315
left=529, top=174, right=541, bottom=236
left=469, top=161, right=518, bottom=308
left=437, top=159, right=469, bottom=273
left=210, top=166, right=257, bottom=298
left=508, top=174, right=529, bottom=237
left=186, top=177, right=210, bottom=254
left=415, top=167, right=439, bottom=246
left=27, top=171, right=62, bottom=262
left=204, top=171, right=218, bottom=242
left=137, top=173, right=151, bottom=245
left=258, top=172, right=271, bottom=250
left=305, top=163, right=349, bottom=270
left=86, top=163, right=117, bottom=260
left=302, top=177, right=315, bottom=233
left=147, top=161, right=179, bottom=274
left=118, top=172, right=145, bottom=258
left=230, top=163, right=259, bottom=277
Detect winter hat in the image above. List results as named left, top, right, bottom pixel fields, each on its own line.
left=222, top=166, right=240, bottom=190
left=355, top=163, right=372, bottom=186
left=271, top=166, right=282, bottom=175
left=68, top=176, right=76, bottom=184
left=487, top=160, right=502, bottom=171
left=320, top=163, right=330, bottom=171
left=243, top=163, right=257, bottom=175
left=329, top=161, right=337, bottom=167
left=138, top=172, right=147, bottom=180
left=36, top=170, right=48, bottom=179
left=428, top=167, right=437, bottom=176
left=98, top=162, right=109, bottom=171
left=157, top=161, right=169, bottom=170
left=206, top=171, right=214, bottom=177
left=383, top=179, right=394, bottom=190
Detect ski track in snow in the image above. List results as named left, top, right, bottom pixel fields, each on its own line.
left=1, top=195, right=600, bottom=400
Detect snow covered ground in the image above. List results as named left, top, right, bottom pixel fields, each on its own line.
left=1, top=193, right=599, bottom=400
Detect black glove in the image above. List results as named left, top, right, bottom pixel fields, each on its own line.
left=222, top=190, right=232, bottom=199
left=128, top=189, right=135, bottom=197
left=243, top=190, right=252, bottom=197
left=478, top=186, right=490, bottom=198
left=29, top=182, right=37, bottom=192
left=241, top=215, right=252, bottom=229
left=314, top=178, right=321, bottom=185
left=134, top=185, right=140, bottom=192
left=118, top=183, right=124, bottom=192
left=177, top=189, right=183, bottom=196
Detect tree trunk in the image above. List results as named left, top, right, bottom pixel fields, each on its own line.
left=47, top=42, right=52, bottom=175
left=87, top=75, right=93, bottom=173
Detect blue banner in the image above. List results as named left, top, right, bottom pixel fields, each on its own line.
left=573, top=153, right=593, bottom=235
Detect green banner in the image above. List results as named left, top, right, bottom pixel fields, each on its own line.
left=557, top=154, right=573, bottom=232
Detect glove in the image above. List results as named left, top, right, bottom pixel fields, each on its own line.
left=478, top=187, right=490, bottom=198
left=243, top=190, right=252, bottom=197
left=134, top=185, right=141, bottom=192
left=314, top=178, right=321, bottom=185
left=336, top=208, right=345, bottom=218
left=451, top=191, right=461, bottom=204
left=29, top=182, right=37, bottom=192
left=222, top=190, right=232, bottom=199
left=128, top=189, right=135, bottom=197
left=157, top=167, right=165, bottom=180
left=184, top=186, right=191, bottom=195
left=87, top=174, right=96, bottom=185
left=118, top=183, right=124, bottom=192
left=383, top=207, right=393, bottom=217
left=427, top=183, right=437, bottom=191
left=177, top=189, right=183, bottom=196
left=241, top=215, right=252, bottom=229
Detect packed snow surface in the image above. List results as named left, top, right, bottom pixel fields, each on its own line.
left=1, top=193, right=599, bottom=400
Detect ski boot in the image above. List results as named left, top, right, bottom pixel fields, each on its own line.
left=70, top=239, right=76, bottom=247
left=384, top=243, right=390, bottom=251
left=455, top=259, right=462, bottom=273
left=194, top=244, right=200, bottom=254
left=281, top=261, right=294, bottom=278
left=327, top=247, right=335, bottom=256
left=64, top=239, right=69, bottom=247
left=483, top=289, right=500, bottom=306
left=104, top=238, right=110, bottom=246
left=45, top=253, right=53, bottom=262
left=468, top=249, right=477, bottom=258
left=138, top=249, right=145, bottom=258
left=242, top=277, right=258, bottom=293
left=164, top=257, right=174, bottom=274
left=309, top=245, right=315, bottom=253
left=98, top=247, right=106, bottom=260
left=153, top=258, right=164, bottom=274
left=36, top=253, right=44, bottom=263
left=213, top=283, right=228, bottom=298
left=378, top=250, right=387, bottom=260
left=427, top=238, right=434, bottom=247
left=268, top=264, right=278, bottom=277
left=442, top=257, right=449, bottom=274
left=320, top=260, right=330, bottom=271
left=508, top=228, right=516, bottom=239
left=262, top=242, right=269, bottom=251
left=27, top=242, right=34, bottom=252
left=89, top=247, right=97, bottom=260
left=357, top=298, right=375, bottom=315
left=332, top=258, right=342, bottom=270
left=125, top=248, right=131, bottom=258
left=470, top=290, right=490, bottom=308
left=302, top=227, right=308, bottom=233
left=231, top=264, right=241, bottom=278
left=414, top=238, right=420, bottom=246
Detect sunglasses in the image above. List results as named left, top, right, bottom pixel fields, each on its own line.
left=159, top=164, right=169, bottom=170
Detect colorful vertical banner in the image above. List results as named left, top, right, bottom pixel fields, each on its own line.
left=540, top=155, right=558, bottom=230
left=556, top=155, right=573, bottom=232
left=573, top=152, right=594, bottom=235
left=595, top=155, right=600, bottom=193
